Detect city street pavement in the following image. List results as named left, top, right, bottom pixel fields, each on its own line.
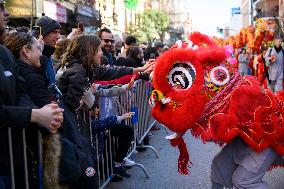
left=107, top=127, right=284, bottom=189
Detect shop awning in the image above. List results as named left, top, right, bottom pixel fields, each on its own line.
left=6, top=0, right=35, bottom=17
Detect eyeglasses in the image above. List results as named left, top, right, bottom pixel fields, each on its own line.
left=102, top=39, right=114, bottom=43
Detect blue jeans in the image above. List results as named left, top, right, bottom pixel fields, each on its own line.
left=0, top=175, right=11, bottom=189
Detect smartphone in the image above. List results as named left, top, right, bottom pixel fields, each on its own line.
left=32, top=26, right=41, bottom=39
left=48, top=84, right=62, bottom=100
left=78, top=22, right=84, bottom=32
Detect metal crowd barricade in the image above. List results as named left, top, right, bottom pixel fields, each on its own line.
left=132, top=80, right=159, bottom=157
left=5, top=79, right=158, bottom=189
left=5, top=127, right=43, bottom=189
left=95, top=79, right=159, bottom=189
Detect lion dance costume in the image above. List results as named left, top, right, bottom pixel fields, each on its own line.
left=150, top=32, right=284, bottom=175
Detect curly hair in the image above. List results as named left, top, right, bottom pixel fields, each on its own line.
left=62, top=34, right=101, bottom=73
left=4, top=32, right=34, bottom=59
left=54, top=38, right=70, bottom=60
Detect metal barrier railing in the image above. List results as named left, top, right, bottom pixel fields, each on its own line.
left=8, top=128, right=16, bottom=189
left=4, top=80, right=158, bottom=189
left=5, top=127, right=42, bottom=189
left=132, top=81, right=159, bottom=158
left=95, top=80, right=159, bottom=189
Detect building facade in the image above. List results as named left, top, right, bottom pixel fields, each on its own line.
left=280, top=0, right=284, bottom=17
left=241, top=0, right=251, bottom=26
left=253, top=0, right=279, bottom=18
left=241, top=0, right=284, bottom=27
left=6, top=0, right=99, bottom=35
left=145, top=0, right=192, bottom=42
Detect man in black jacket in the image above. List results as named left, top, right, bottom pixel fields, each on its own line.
left=36, top=16, right=61, bottom=84
left=0, top=2, right=63, bottom=188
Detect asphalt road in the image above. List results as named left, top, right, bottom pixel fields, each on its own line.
left=107, top=127, right=284, bottom=189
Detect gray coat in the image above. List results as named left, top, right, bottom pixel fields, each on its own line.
left=238, top=53, right=249, bottom=74
left=94, top=84, right=128, bottom=97
left=265, top=47, right=284, bottom=81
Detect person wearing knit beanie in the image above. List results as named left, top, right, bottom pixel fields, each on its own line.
left=36, top=16, right=61, bottom=84
left=35, top=16, right=61, bottom=48
left=35, top=16, right=61, bottom=37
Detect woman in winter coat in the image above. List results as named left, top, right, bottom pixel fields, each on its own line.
left=58, top=35, right=152, bottom=112
left=5, top=31, right=63, bottom=189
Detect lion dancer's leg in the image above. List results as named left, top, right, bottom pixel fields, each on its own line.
left=211, top=138, right=238, bottom=189
left=211, top=137, right=280, bottom=189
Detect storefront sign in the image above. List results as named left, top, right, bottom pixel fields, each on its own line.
left=43, top=1, right=67, bottom=23
left=6, top=0, right=35, bottom=17
left=231, top=7, right=241, bottom=16
left=77, top=5, right=93, bottom=17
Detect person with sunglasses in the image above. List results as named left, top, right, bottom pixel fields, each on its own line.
left=96, top=27, right=117, bottom=66
left=0, top=2, right=63, bottom=188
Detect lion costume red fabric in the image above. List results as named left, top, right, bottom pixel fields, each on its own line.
left=150, top=32, right=284, bottom=175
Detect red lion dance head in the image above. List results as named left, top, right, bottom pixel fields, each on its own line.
left=150, top=32, right=284, bottom=175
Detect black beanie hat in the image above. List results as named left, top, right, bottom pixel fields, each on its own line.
left=35, top=16, right=61, bottom=36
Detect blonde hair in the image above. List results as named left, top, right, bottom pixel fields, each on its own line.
left=54, top=38, right=71, bottom=60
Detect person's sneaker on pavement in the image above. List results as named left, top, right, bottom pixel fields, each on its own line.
left=114, top=162, right=131, bottom=178
left=123, top=157, right=136, bottom=167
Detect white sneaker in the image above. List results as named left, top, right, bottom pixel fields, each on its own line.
left=123, top=157, right=135, bottom=167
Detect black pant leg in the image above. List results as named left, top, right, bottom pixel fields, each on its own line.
left=110, top=124, right=134, bottom=163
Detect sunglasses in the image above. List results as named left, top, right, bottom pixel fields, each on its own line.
left=102, top=39, right=114, bottom=43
